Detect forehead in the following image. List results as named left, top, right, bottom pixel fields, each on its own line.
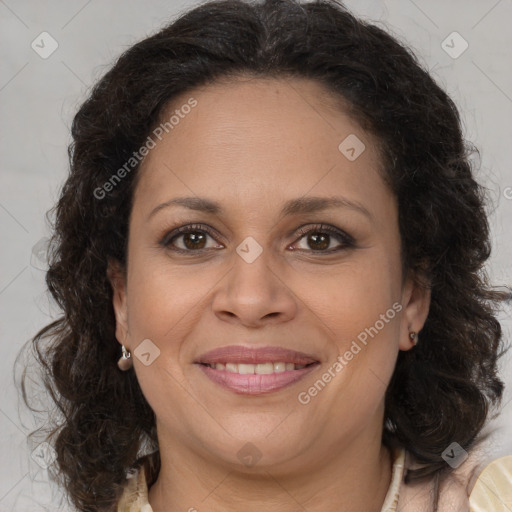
left=132, top=75, right=389, bottom=218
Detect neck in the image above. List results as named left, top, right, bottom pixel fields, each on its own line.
left=148, top=425, right=393, bottom=512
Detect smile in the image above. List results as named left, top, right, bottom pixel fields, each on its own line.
left=196, top=361, right=320, bottom=394
left=202, top=361, right=311, bottom=373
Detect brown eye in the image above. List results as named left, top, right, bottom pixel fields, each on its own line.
left=161, top=224, right=223, bottom=252
left=292, top=224, right=354, bottom=253
left=180, top=231, right=207, bottom=250
left=304, top=232, right=330, bottom=251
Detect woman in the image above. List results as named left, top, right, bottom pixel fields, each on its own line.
left=18, top=0, right=511, bottom=510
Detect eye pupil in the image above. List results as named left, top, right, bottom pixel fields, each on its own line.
left=184, top=232, right=206, bottom=250
left=308, top=233, right=329, bottom=250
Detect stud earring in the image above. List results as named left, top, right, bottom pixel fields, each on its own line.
left=409, top=331, right=418, bottom=346
left=117, top=345, right=133, bottom=370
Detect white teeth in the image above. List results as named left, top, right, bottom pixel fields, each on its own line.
left=225, top=363, right=237, bottom=373
left=238, top=363, right=255, bottom=375
left=206, top=362, right=309, bottom=373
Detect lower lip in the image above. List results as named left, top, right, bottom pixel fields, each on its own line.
left=196, top=363, right=320, bottom=395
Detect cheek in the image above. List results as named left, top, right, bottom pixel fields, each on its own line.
left=302, top=252, right=401, bottom=392
left=313, top=279, right=400, bottom=420
left=124, top=253, right=207, bottom=348
left=306, top=257, right=399, bottom=338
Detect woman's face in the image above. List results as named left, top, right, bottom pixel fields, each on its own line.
left=109, top=76, right=430, bottom=472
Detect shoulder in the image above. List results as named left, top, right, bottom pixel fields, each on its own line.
left=117, top=464, right=153, bottom=512
left=469, top=454, right=512, bottom=511
left=397, top=444, right=512, bottom=512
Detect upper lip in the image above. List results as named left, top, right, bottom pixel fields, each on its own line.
left=195, top=345, right=320, bottom=365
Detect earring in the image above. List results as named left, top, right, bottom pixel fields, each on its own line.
left=409, top=331, right=418, bottom=346
left=117, top=345, right=133, bottom=370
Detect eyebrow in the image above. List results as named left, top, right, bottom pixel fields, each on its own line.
left=148, top=195, right=373, bottom=221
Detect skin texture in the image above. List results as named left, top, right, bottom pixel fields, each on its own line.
left=108, top=76, right=431, bottom=512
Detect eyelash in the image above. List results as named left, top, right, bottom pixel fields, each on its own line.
left=160, top=223, right=355, bottom=255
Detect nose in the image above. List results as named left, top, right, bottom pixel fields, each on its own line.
left=211, top=245, right=298, bottom=328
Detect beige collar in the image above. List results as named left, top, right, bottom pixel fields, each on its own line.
left=117, top=447, right=512, bottom=512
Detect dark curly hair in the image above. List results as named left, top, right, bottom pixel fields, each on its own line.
left=16, top=0, right=509, bottom=510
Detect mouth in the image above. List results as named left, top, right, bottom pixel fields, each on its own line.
left=196, top=362, right=321, bottom=395
left=194, top=345, right=321, bottom=395
left=199, top=361, right=317, bottom=373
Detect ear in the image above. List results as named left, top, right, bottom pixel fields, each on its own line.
left=107, top=258, right=129, bottom=348
left=399, top=271, right=431, bottom=351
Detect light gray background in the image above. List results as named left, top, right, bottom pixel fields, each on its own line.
left=1, top=0, right=511, bottom=510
